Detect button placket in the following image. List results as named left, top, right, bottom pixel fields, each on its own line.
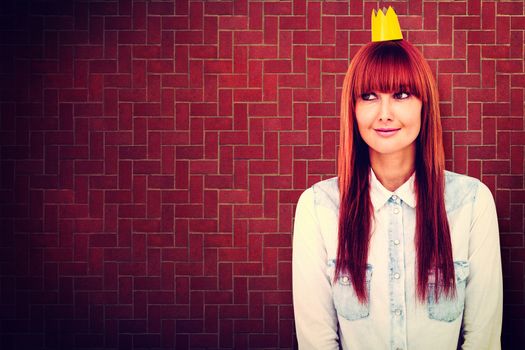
left=388, top=195, right=407, bottom=350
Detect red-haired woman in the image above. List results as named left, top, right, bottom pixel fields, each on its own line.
left=292, top=39, right=502, bottom=349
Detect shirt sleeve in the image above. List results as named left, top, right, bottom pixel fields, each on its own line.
left=461, top=182, right=503, bottom=350
left=292, top=187, right=340, bottom=349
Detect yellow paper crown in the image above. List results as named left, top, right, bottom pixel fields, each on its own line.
left=371, top=7, right=403, bottom=42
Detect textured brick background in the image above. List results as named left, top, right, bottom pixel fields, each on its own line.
left=0, top=0, right=523, bottom=349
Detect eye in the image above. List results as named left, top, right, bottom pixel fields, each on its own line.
left=360, top=93, right=377, bottom=101
left=394, top=91, right=410, bottom=99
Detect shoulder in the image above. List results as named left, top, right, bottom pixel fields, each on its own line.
left=444, top=171, right=492, bottom=213
left=297, top=177, right=340, bottom=212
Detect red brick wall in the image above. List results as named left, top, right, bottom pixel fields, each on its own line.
left=0, top=0, right=523, bottom=349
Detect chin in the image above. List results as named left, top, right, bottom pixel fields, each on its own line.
left=367, top=142, right=416, bottom=157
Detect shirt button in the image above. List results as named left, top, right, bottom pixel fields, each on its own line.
left=395, top=309, right=402, bottom=316
left=392, top=195, right=398, bottom=201
left=393, top=207, right=400, bottom=214
left=394, top=273, right=400, bottom=279
left=393, top=239, right=400, bottom=245
left=341, top=276, right=349, bottom=284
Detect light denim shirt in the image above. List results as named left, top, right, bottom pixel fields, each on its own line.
left=292, top=170, right=502, bottom=350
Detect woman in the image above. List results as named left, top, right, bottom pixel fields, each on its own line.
left=292, top=8, right=502, bottom=350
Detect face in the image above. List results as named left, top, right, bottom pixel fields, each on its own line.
left=355, top=90, right=422, bottom=161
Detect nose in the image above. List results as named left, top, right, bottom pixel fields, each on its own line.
left=378, top=94, right=393, bottom=122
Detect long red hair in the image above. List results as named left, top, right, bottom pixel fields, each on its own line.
left=336, top=40, right=455, bottom=302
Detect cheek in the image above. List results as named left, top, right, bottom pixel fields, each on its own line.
left=411, top=115, right=422, bottom=133
left=404, top=104, right=422, bottom=134
left=355, top=115, right=371, bottom=141
left=414, top=112, right=422, bottom=134
left=355, top=105, right=374, bottom=131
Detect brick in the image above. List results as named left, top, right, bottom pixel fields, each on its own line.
left=467, top=45, right=481, bottom=73
left=496, top=60, right=523, bottom=74
left=234, top=31, right=263, bottom=45
left=293, top=30, right=320, bottom=44
left=483, top=160, right=510, bottom=174
left=322, top=16, right=336, bottom=44
left=468, top=30, right=495, bottom=44
left=335, top=31, right=349, bottom=58
left=280, top=16, right=306, bottom=30
left=264, top=1, right=291, bottom=15
left=321, top=59, right=347, bottom=73
left=249, top=46, right=277, bottom=59
left=307, top=2, right=321, bottom=29
left=292, top=45, right=306, bottom=73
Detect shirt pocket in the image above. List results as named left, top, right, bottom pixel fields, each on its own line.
left=330, top=262, right=373, bottom=321
left=427, top=261, right=470, bottom=322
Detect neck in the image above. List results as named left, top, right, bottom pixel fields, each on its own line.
left=369, top=150, right=415, bottom=192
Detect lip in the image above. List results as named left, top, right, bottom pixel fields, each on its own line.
left=374, top=128, right=401, bottom=137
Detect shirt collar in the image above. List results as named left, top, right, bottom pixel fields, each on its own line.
left=370, top=168, right=416, bottom=210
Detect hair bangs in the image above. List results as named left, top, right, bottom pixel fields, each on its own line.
left=352, top=42, right=423, bottom=101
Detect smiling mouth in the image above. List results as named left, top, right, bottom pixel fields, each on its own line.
left=374, top=128, right=401, bottom=136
